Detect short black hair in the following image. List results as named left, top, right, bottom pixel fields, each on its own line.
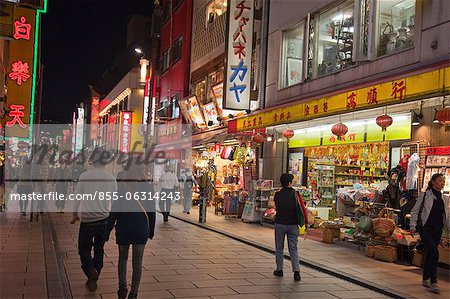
left=280, top=173, right=294, bottom=187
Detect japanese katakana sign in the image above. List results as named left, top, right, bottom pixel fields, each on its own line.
left=120, top=111, right=132, bottom=153
left=224, top=0, right=254, bottom=110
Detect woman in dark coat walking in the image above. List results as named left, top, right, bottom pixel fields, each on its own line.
left=104, top=163, right=156, bottom=299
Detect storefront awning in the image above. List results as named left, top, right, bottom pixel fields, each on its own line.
left=228, top=65, right=450, bottom=133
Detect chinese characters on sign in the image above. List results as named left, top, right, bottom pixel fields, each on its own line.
left=4, top=7, right=37, bottom=139
left=13, top=16, right=31, bottom=40
left=225, top=0, right=254, bottom=110
left=6, top=105, right=26, bottom=128
left=9, top=61, right=30, bottom=85
left=120, top=111, right=132, bottom=153
left=90, top=97, right=99, bottom=140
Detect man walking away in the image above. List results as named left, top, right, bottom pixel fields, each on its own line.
left=71, top=149, right=117, bottom=292
left=159, top=166, right=179, bottom=222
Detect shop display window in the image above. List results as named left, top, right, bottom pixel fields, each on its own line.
left=281, top=22, right=305, bottom=88
left=316, top=0, right=355, bottom=76
left=206, top=0, right=227, bottom=25
left=376, top=0, right=415, bottom=57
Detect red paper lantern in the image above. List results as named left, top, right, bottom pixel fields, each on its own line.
left=376, top=114, right=393, bottom=131
left=282, top=129, right=295, bottom=139
left=436, top=107, right=450, bottom=126
left=252, top=134, right=265, bottom=143
left=331, top=122, right=348, bottom=140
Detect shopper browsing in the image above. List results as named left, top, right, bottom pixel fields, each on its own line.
left=273, top=173, right=308, bottom=281
left=410, top=173, right=449, bottom=294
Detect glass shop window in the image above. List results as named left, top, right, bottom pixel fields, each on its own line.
left=316, top=0, right=355, bottom=76
left=376, top=0, right=416, bottom=57
left=281, top=21, right=305, bottom=88
left=206, top=0, right=227, bottom=24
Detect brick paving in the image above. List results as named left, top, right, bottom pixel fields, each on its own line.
left=1, top=210, right=392, bottom=299
left=170, top=204, right=450, bottom=299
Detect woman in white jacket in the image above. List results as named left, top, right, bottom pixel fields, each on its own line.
left=410, top=173, right=449, bottom=294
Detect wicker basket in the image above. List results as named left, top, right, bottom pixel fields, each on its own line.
left=322, top=228, right=338, bottom=244
left=365, top=245, right=377, bottom=258
left=372, top=208, right=396, bottom=237
left=374, top=245, right=397, bottom=262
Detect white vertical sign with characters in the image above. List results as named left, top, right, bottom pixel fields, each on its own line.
left=224, top=0, right=254, bottom=110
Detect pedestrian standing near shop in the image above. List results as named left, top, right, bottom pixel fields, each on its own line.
left=273, top=173, right=308, bottom=281
left=104, top=163, right=156, bottom=299
left=17, top=159, right=32, bottom=216
left=410, top=173, right=449, bottom=294
left=70, top=150, right=117, bottom=292
left=179, top=168, right=196, bottom=214
left=159, top=166, right=179, bottom=222
left=54, top=160, right=70, bottom=213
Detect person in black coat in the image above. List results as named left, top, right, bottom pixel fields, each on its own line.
left=104, top=163, right=156, bottom=299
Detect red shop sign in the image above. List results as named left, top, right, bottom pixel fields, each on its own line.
left=426, top=146, right=450, bottom=156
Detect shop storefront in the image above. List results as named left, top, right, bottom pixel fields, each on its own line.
left=191, top=133, right=258, bottom=220
left=228, top=65, right=450, bottom=264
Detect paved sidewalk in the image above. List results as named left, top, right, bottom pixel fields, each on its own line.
left=52, top=212, right=388, bottom=299
left=0, top=213, right=47, bottom=299
left=1, top=211, right=388, bottom=299
left=170, top=204, right=449, bottom=299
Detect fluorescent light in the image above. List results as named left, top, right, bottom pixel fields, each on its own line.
left=134, top=48, right=143, bottom=54
left=266, top=136, right=273, bottom=142
left=223, top=138, right=237, bottom=143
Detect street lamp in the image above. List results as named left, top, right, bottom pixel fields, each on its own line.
left=134, top=48, right=143, bottom=54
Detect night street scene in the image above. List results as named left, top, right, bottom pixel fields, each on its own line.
left=0, top=0, right=449, bottom=298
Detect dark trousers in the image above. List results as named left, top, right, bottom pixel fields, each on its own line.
left=419, top=226, right=442, bottom=283
left=78, top=220, right=107, bottom=277
left=159, top=188, right=174, bottom=221
left=55, top=185, right=67, bottom=210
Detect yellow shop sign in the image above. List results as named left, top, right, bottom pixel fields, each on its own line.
left=232, top=67, right=449, bottom=132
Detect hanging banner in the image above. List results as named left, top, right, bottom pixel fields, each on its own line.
left=4, top=6, right=36, bottom=139
left=90, top=97, right=99, bottom=140
left=120, top=111, right=132, bottom=153
left=224, top=0, right=254, bottom=110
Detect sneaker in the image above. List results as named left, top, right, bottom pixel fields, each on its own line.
left=294, top=271, right=301, bottom=281
left=273, top=270, right=283, bottom=277
left=422, top=280, right=430, bottom=288
left=187, top=211, right=190, bottom=214
left=117, top=286, right=128, bottom=299
left=86, top=269, right=99, bottom=292
left=429, top=283, right=440, bottom=294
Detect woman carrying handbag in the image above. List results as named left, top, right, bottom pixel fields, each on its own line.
left=104, top=163, right=156, bottom=299
left=273, top=173, right=308, bottom=281
left=410, top=173, right=449, bottom=294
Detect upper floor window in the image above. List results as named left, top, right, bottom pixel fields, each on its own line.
left=316, top=0, right=355, bottom=77
left=160, top=49, right=170, bottom=73
left=171, top=36, right=183, bottom=64
left=281, top=22, right=305, bottom=88
left=206, top=0, right=227, bottom=24
left=174, top=0, right=183, bottom=10
left=376, top=0, right=415, bottom=57
left=163, top=0, right=172, bottom=24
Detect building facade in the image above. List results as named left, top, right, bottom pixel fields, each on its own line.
left=228, top=0, right=450, bottom=191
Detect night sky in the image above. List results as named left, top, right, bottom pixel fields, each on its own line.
left=41, top=0, right=153, bottom=123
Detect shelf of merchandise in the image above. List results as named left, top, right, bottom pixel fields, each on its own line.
left=336, top=173, right=385, bottom=178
